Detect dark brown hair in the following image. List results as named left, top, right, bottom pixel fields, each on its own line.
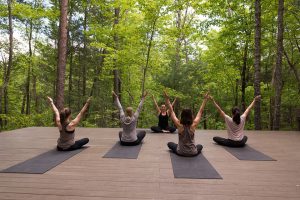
left=232, top=107, right=241, bottom=125
left=59, top=108, right=71, bottom=125
left=180, top=109, right=193, bottom=126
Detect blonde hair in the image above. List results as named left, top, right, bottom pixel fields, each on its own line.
left=126, top=107, right=133, bottom=117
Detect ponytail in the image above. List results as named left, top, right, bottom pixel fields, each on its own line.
left=59, top=108, right=71, bottom=125
left=232, top=107, right=241, bottom=125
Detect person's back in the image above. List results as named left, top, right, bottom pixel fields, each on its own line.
left=113, top=91, right=147, bottom=146
left=47, top=97, right=91, bottom=151
left=57, top=123, right=75, bottom=149
left=177, top=126, right=197, bottom=156
left=224, top=114, right=246, bottom=141
left=120, top=115, right=138, bottom=142
left=165, top=91, right=208, bottom=157
left=210, top=95, right=261, bottom=147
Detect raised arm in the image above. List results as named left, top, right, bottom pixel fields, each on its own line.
left=151, top=94, right=161, bottom=115
left=167, top=97, right=177, bottom=115
left=134, top=91, right=148, bottom=118
left=47, top=97, right=61, bottom=128
left=243, top=95, right=261, bottom=117
left=68, top=97, right=92, bottom=129
left=192, top=93, right=209, bottom=128
left=164, top=91, right=181, bottom=128
left=209, top=96, right=226, bottom=119
left=113, top=91, right=125, bottom=118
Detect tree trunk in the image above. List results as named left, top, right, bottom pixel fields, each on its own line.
left=272, top=0, right=284, bottom=130
left=173, top=0, right=182, bottom=90
left=56, top=0, right=69, bottom=110
left=241, top=39, right=249, bottom=112
left=0, top=0, right=13, bottom=129
left=254, top=0, right=262, bottom=130
left=67, top=1, right=73, bottom=108
left=235, top=79, right=238, bottom=106
left=82, top=2, right=89, bottom=98
left=141, top=18, right=157, bottom=97
left=25, top=20, right=33, bottom=115
left=113, top=7, right=121, bottom=98
left=68, top=44, right=73, bottom=108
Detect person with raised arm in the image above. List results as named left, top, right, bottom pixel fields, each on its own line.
left=150, top=94, right=177, bottom=133
left=209, top=95, right=261, bottom=147
left=164, top=91, right=209, bottom=157
left=47, top=97, right=91, bottom=151
left=113, top=91, right=147, bottom=146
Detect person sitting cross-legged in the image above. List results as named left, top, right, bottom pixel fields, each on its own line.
left=209, top=95, right=261, bottom=147
left=113, top=91, right=147, bottom=146
left=165, top=91, right=209, bottom=157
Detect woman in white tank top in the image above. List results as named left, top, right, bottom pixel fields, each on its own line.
left=209, top=95, right=261, bottom=147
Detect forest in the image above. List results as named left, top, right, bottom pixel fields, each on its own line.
left=0, top=0, right=299, bottom=131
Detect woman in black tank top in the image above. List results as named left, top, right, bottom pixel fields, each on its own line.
left=47, top=96, right=91, bottom=151
left=150, top=94, right=176, bottom=133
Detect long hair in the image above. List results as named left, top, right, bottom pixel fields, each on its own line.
left=180, top=109, right=193, bottom=126
left=59, top=108, right=71, bottom=125
left=232, top=107, right=241, bottom=125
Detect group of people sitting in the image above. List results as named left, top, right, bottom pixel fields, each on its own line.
left=47, top=91, right=261, bottom=157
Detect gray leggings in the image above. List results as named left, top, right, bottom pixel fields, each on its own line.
left=119, top=130, right=146, bottom=146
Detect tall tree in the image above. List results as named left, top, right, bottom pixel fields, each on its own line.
left=56, top=0, right=68, bottom=110
left=254, top=0, right=261, bottom=129
left=272, top=0, right=284, bottom=130
left=0, top=0, right=13, bottom=128
left=113, top=6, right=121, bottom=98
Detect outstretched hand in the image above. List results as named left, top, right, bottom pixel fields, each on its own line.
left=204, top=92, right=209, bottom=99
left=112, top=91, right=118, bottom=98
left=86, top=96, right=92, bottom=103
left=163, top=90, right=170, bottom=100
left=255, top=95, right=261, bottom=101
left=47, top=96, right=53, bottom=104
left=142, top=91, right=148, bottom=98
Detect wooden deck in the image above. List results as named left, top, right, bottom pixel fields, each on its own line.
left=0, top=127, right=299, bottom=200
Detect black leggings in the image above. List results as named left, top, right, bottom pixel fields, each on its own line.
left=151, top=126, right=176, bottom=133
left=167, top=142, right=203, bottom=157
left=57, top=138, right=89, bottom=151
left=119, top=130, right=146, bottom=146
left=213, top=136, right=248, bottom=147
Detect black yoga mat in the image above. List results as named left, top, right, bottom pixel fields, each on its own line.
left=223, top=145, right=276, bottom=161
left=103, top=142, right=142, bottom=159
left=1, top=148, right=86, bottom=174
left=170, top=152, right=222, bottom=179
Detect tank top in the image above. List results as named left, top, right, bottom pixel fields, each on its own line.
left=57, top=123, right=75, bottom=150
left=177, top=126, right=197, bottom=156
left=158, top=112, right=169, bottom=129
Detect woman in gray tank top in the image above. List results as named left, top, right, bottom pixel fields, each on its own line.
left=47, top=96, right=91, bottom=151
left=164, top=91, right=209, bottom=157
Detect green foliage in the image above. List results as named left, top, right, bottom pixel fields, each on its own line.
left=0, top=0, right=299, bottom=131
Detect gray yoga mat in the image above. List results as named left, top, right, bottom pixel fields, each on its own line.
left=103, top=142, right=142, bottom=159
left=223, top=145, right=276, bottom=161
left=170, top=152, right=222, bottom=179
left=1, top=148, right=86, bottom=174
